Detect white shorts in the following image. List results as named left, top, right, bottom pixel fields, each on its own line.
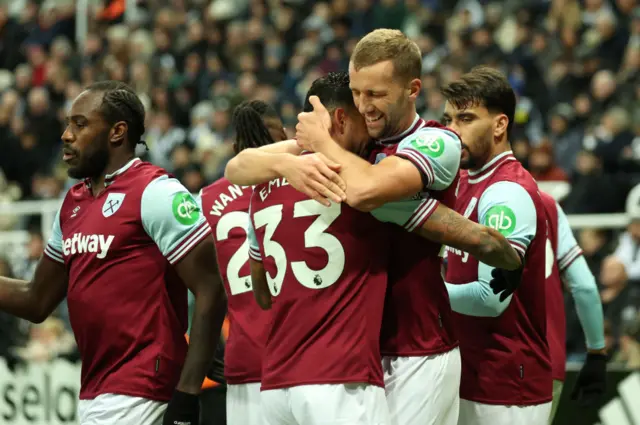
left=458, top=399, right=552, bottom=425
left=261, top=383, right=389, bottom=425
left=78, top=394, right=166, bottom=425
left=383, top=347, right=461, bottom=425
left=227, top=383, right=262, bottom=425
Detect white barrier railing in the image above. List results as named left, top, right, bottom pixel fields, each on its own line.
left=0, top=199, right=632, bottom=247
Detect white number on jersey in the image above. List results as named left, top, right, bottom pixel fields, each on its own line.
left=545, top=238, right=554, bottom=280
left=253, top=204, right=287, bottom=296
left=216, top=211, right=252, bottom=295
left=252, top=201, right=345, bottom=295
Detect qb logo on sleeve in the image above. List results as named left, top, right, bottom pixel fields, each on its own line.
left=410, top=134, right=445, bottom=158
left=484, top=205, right=516, bottom=237
left=173, top=193, right=201, bottom=226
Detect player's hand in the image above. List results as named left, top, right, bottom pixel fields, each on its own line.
left=163, top=390, right=200, bottom=425
left=296, top=96, right=333, bottom=152
left=280, top=153, right=347, bottom=206
left=570, top=352, right=607, bottom=406
left=489, top=267, right=523, bottom=302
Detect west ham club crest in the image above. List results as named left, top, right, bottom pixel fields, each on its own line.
left=102, top=193, right=126, bottom=218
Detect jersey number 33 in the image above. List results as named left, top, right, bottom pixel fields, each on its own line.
left=254, top=200, right=346, bottom=296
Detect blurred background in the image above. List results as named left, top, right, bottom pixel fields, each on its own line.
left=0, top=0, right=639, bottom=423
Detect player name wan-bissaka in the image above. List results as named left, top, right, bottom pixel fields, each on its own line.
left=208, top=184, right=252, bottom=216
left=258, top=178, right=290, bottom=202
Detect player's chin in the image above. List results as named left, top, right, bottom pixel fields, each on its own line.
left=459, top=157, right=473, bottom=170
left=66, top=164, right=86, bottom=180
left=365, top=122, right=384, bottom=138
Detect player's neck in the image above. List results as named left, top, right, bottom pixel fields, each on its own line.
left=396, top=106, right=418, bottom=135
left=90, top=154, right=136, bottom=196
left=471, top=143, right=512, bottom=173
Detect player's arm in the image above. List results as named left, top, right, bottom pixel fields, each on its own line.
left=246, top=206, right=271, bottom=310
left=225, top=139, right=302, bottom=185
left=444, top=182, right=537, bottom=317
left=304, top=126, right=461, bottom=212
left=0, top=209, right=67, bottom=323
left=371, top=199, right=521, bottom=270
left=225, top=139, right=346, bottom=206
left=141, top=176, right=226, bottom=395
left=556, top=202, right=605, bottom=352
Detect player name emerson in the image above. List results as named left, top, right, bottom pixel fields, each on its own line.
left=207, top=180, right=290, bottom=216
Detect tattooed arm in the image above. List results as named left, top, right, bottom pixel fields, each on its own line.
left=414, top=204, right=521, bottom=270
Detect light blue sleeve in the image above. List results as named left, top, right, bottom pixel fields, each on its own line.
left=555, top=202, right=583, bottom=271
left=370, top=197, right=439, bottom=231
left=395, top=127, right=461, bottom=190
left=43, top=208, right=64, bottom=264
left=478, top=181, right=537, bottom=258
left=562, top=256, right=606, bottom=350
left=445, top=261, right=512, bottom=317
left=247, top=201, right=262, bottom=262
left=141, top=175, right=212, bottom=265
left=444, top=181, right=537, bottom=317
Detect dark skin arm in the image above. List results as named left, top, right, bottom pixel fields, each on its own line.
left=415, top=204, right=522, bottom=271
left=174, top=237, right=226, bottom=395
left=250, top=259, right=272, bottom=310
left=0, top=257, right=67, bottom=323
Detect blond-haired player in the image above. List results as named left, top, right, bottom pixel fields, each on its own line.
left=226, top=29, right=521, bottom=425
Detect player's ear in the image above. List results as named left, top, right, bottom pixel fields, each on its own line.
left=493, top=114, right=509, bottom=141
left=110, top=121, right=127, bottom=144
left=407, top=78, right=421, bottom=103
left=332, top=108, right=345, bottom=135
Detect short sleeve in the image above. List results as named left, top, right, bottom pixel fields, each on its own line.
left=395, top=127, right=461, bottom=190
left=44, top=208, right=64, bottom=264
left=141, top=175, right=212, bottom=265
left=555, top=201, right=583, bottom=272
left=370, top=197, right=440, bottom=232
left=478, top=181, right=537, bottom=259
left=247, top=201, right=262, bottom=262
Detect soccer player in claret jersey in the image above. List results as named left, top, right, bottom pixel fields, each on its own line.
left=227, top=31, right=522, bottom=425
left=441, top=67, right=553, bottom=425
left=199, top=100, right=287, bottom=425
left=0, top=81, right=225, bottom=425
left=538, top=191, right=606, bottom=423
left=247, top=72, right=394, bottom=425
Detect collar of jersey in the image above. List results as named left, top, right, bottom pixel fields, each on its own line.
left=84, top=158, right=141, bottom=189
left=467, top=151, right=516, bottom=183
left=375, top=114, right=423, bottom=145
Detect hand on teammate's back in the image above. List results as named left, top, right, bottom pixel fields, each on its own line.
left=163, top=390, right=200, bottom=425
left=489, top=267, right=524, bottom=302
left=296, top=95, right=332, bottom=152
left=570, top=352, right=607, bottom=406
left=281, top=153, right=347, bottom=207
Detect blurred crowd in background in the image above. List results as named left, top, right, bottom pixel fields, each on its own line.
left=0, top=0, right=639, bottom=369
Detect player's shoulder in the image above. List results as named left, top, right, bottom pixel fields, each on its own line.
left=202, top=177, right=252, bottom=216
left=132, top=161, right=169, bottom=182
left=111, top=160, right=171, bottom=195
left=66, top=180, right=88, bottom=198
left=201, top=177, right=230, bottom=199
left=538, top=190, right=558, bottom=213
left=399, top=121, right=461, bottom=151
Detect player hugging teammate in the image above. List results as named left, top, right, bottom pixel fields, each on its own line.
left=224, top=29, right=606, bottom=425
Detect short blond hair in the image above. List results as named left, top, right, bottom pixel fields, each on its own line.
left=351, top=29, right=422, bottom=82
